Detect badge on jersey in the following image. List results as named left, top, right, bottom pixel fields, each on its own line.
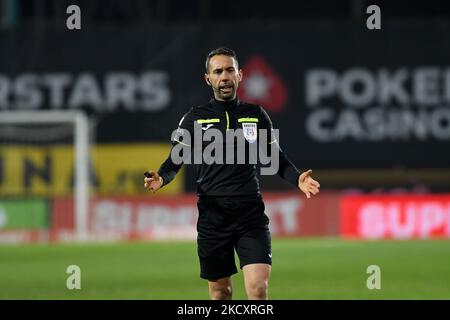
left=242, top=123, right=258, bottom=143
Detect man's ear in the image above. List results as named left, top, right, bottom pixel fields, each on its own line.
left=238, top=69, right=243, bottom=82
left=204, top=74, right=211, bottom=86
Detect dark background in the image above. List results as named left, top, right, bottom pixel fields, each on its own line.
left=1, top=0, right=449, bottom=193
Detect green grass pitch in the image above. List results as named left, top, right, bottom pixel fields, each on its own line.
left=0, top=238, right=449, bottom=299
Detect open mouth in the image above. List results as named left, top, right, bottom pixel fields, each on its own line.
left=219, top=85, right=233, bottom=94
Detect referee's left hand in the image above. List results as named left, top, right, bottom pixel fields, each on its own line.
left=298, top=169, right=320, bottom=199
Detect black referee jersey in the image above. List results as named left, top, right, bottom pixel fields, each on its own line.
left=157, top=97, right=300, bottom=196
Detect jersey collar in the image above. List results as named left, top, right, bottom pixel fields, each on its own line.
left=210, top=97, right=240, bottom=112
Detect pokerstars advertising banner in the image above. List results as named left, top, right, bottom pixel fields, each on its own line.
left=1, top=21, right=449, bottom=172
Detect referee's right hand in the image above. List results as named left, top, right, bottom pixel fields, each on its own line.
left=144, top=171, right=163, bottom=193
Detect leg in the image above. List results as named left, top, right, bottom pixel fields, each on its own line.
left=208, top=276, right=233, bottom=300
left=197, top=197, right=238, bottom=297
left=235, top=217, right=272, bottom=300
left=242, top=263, right=271, bottom=300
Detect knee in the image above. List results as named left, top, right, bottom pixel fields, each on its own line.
left=247, top=281, right=268, bottom=300
left=210, top=285, right=232, bottom=300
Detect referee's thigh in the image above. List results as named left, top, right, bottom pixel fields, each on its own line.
left=236, top=226, right=272, bottom=269
left=197, top=197, right=238, bottom=280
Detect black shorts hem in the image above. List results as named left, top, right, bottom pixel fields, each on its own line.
left=240, top=259, right=272, bottom=269
left=200, top=269, right=238, bottom=281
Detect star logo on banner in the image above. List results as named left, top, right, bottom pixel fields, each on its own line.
left=238, top=55, right=287, bottom=113
left=243, top=72, right=271, bottom=100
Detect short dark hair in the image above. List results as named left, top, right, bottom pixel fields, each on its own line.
left=205, top=47, right=239, bottom=73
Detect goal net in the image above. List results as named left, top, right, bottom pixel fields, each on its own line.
left=0, top=111, right=90, bottom=243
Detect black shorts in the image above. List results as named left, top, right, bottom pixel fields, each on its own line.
left=196, top=195, right=272, bottom=280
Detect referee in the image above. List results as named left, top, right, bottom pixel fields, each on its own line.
left=144, top=47, right=320, bottom=300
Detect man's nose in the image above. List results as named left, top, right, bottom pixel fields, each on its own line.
left=220, top=72, right=231, bottom=82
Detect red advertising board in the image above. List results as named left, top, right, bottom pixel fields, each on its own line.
left=5, top=193, right=450, bottom=243
left=50, top=192, right=340, bottom=241
left=341, top=194, right=450, bottom=239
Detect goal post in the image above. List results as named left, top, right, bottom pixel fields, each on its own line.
left=0, top=110, right=90, bottom=241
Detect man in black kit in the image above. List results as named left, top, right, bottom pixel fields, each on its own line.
left=144, top=47, right=320, bottom=300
